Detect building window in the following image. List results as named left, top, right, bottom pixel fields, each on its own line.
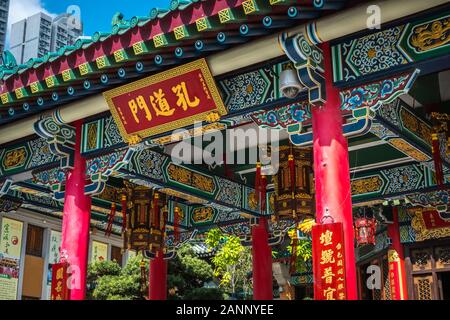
left=26, top=225, right=44, bottom=257
left=111, top=246, right=123, bottom=267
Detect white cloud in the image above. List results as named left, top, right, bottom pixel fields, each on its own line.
left=6, top=0, right=56, bottom=49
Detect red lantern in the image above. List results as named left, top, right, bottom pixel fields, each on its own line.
left=354, top=217, right=376, bottom=246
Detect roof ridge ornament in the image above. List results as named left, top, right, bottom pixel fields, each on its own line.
left=112, top=12, right=125, bottom=26
left=0, top=51, right=18, bottom=79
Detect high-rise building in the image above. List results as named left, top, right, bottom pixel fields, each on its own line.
left=0, top=0, right=9, bottom=53
left=9, top=12, right=83, bottom=64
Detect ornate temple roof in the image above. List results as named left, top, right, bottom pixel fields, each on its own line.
left=0, top=0, right=349, bottom=126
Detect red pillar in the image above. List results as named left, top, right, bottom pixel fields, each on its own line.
left=387, top=207, right=408, bottom=300
left=149, top=249, right=167, bottom=300
left=311, top=42, right=358, bottom=299
left=252, top=217, right=273, bottom=300
left=60, top=120, right=91, bottom=300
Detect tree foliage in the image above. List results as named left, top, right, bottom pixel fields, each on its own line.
left=168, top=244, right=223, bottom=299
left=87, top=255, right=148, bottom=300
left=287, top=228, right=312, bottom=273
left=205, top=229, right=252, bottom=298
left=87, top=244, right=223, bottom=300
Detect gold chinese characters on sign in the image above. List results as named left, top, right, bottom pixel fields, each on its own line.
left=103, top=59, right=227, bottom=143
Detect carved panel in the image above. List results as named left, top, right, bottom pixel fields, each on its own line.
left=410, top=248, right=433, bottom=272
left=413, top=274, right=434, bottom=300
left=434, top=246, right=450, bottom=269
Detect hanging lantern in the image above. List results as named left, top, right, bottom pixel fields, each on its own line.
left=354, top=217, right=377, bottom=246
left=173, top=206, right=181, bottom=242
left=272, top=145, right=315, bottom=220
left=121, top=193, right=127, bottom=234
left=123, top=185, right=166, bottom=254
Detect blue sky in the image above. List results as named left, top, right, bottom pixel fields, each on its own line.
left=7, top=0, right=171, bottom=48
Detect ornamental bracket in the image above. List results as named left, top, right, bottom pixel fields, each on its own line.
left=0, top=178, right=13, bottom=197
left=279, top=31, right=326, bottom=106
left=33, top=116, right=75, bottom=169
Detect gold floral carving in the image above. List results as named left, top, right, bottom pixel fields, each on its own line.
left=159, top=188, right=208, bottom=204
left=87, top=123, right=98, bottom=150
left=410, top=17, right=450, bottom=53
left=248, top=192, right=257, bottom=210
left=400, top=108, right=432, bottom=146
left=205, top=112, right=221, bottom=123
left=168, top=164, right=191, bottom=185
left=390, top=138, right=430, bottom=161
left=269, top=193, right=275, bottom=211
left=174, top=207, right=185, bottom=221
left=193, top=174, right=215, bottom=194
left=192, top=207, right=214, bottom=223
left=3, top=147, right=27, bottom=169
left=351, top=176, right=383, bottom=195
left=411, top=208, right=450, bottom=241
left=388, top=249, right=400, bottom=262
left=167, top=164, right=215, bottom=194
left=98, top=185, right=121, bottom=203
left=127, top=135, right=142, bottom=145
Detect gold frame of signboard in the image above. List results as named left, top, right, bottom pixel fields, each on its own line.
left=103, top=58, right=227, bottom=143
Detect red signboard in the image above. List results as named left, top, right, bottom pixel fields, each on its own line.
left=50, top=262, right=70, bottom=300
left=387, top=249, right=406, bottom=300
left=312, top=222, right=347, bottom=300
left=421, top=210, right=450, bottom=229
left=103, top=58, right=227, bottom=143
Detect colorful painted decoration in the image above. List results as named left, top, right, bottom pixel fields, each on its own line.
left=34, top=117, right=76, bottom=169
left=250, top=102, right=311, bottom=130
left=0, top=179, right=12, bottom=196
left=340, top=70, right=420, bottom=112
left=332, top=10, right=450, bottom=84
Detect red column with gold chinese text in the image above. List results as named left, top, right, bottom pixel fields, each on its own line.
left=387, top=207, right=408, bottom=300
left=252, top=217, right=273, bottom=300
left=311, top=42, right=358, bottom=300
left=312, top=222, right=347, bottom=300
left=60, top=120, right=92, bottom=300
left=149, top=249, right=167, bottom=300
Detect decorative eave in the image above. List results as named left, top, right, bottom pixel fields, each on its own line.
left=0, top=0, right=348, bottom=124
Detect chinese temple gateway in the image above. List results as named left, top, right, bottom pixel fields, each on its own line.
left=0, top=0, right=449, bottom=301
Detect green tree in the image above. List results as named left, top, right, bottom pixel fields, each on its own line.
left=168, top=244, right=224, bottom=299
left=205, top=229, right=252, bottom=298
left=286, top=228, right=312, bottom=273
left=87, top=255, right=148, bottom=300
left=87, top=245, right=222, bottom=300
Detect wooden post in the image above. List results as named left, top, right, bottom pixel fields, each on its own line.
left=311, top=42, right=358, bottom=300
left=387, top=207, right=409, bottom=300
left=252, top=217, right=273, bottom=300
left=60, top=120, right=92, bottom=300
